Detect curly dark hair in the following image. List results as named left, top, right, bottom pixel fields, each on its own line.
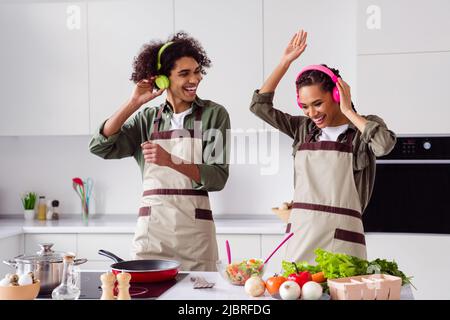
left=130, top=31, right=211, bottom=87
left=296, top=64, right=356, bottom=111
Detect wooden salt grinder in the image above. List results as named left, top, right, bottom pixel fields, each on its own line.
left=116, top=272, right=132, bottom=300
left=100, top=272, right=116, bottom=300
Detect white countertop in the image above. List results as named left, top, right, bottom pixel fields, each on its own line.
left=0, top=214, right=286, bottom=239
left=77, top=270, right=414, bottom=300
left=160, top=271, right=415, bottom=300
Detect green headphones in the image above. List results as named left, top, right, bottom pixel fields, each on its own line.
left=154, top=41, right=173, bottom=89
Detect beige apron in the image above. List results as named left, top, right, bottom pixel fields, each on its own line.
left=284, top=129, right=367, bottom=264
left=131, top=106, right=218, bottom=271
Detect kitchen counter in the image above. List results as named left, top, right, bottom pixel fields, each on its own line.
left=0, top=214, right=286, bottom=239
left=160, top=271, right=415, bottom=300
left=76, top=270, right=414, bottom=300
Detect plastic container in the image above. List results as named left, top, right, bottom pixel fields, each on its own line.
left=327, top=274, right=402, bottom=300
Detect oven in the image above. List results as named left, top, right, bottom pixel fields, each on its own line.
left=363, top=135, right=450, bottom=234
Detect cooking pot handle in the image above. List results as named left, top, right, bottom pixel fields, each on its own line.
left=74, top=258, right=88, bottom=266
left=98, top=249, right=124, bottom=263
left=2, top=260, right=17, bottom=268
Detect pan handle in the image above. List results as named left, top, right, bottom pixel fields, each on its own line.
left=98, top=249, right=125, bottom=263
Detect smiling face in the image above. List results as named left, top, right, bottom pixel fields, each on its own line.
left=298, top=84, right=347, bottom=128
left=167, top=56, right=203, bottom=110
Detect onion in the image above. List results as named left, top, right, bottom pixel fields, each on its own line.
left=279, top=280, right=301, bottom=300
left=244, top=275, right=266, bottom=297
left=301, top=281, right=323, bottom=300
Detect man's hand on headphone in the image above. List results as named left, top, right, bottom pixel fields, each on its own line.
left=131, top=76, right=165, bottom=108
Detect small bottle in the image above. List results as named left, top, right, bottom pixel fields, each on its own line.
left=37, top=196, right=47, bottom=221
left=51, top=200, right=60, bottom=220
left=51, top=254, right=80, bottom=300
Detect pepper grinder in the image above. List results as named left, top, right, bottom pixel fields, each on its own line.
left=116, top=272, right=131, bottom=300
left=100, top=272, right=116, bottom=300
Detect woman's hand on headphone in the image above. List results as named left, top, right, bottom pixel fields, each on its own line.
left=130, top=76, right=165, bottom=107
left=336, top=78, right=353, bottom=115
left=281, top=29, right=308, bottom=65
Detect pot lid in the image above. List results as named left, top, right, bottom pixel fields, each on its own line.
left=14, top=243, right=66, bottom=263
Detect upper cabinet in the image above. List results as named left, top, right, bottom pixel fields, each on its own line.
left=87, top=0, right=173, bottom=134
left=174, top=0, right=263, bottom=131
left=357, top=0, right=450, bottom=54
left=0, top=2, right=89, bottom=135
left=263, top=0, right=357, bottom=111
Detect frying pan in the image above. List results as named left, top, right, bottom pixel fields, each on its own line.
left=98, top=249, right=180, bottom=283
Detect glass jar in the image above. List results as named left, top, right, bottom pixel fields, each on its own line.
left=37, top=196, right=47, bottom=221
left=51, top=254, right=80, bottom=300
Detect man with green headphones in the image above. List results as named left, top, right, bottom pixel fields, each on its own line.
left=89, top=32, right=230, bottom=271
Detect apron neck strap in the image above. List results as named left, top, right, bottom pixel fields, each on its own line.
left=152, top=106, right=165, bottom=134
left=344, top=129, right=355, bottom=146
left=195, top=106, right=203, bottom=122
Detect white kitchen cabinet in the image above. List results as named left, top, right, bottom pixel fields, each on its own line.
left=264, top=0, right=357, bottom=111
left=261, top=234, right=286, bottom=274
left=174, top=0, right=264, bottom=131
left=87, top=0, right=174, bottom=134
left=24, top=234, right=77, bottom=256
left=357, top=0, right=450, bottom=55
left=356, top=52, right=450, bottom=134
left=0, top=2, right=89, bottom=135
left=77, top=233, right=134, bottom=270
left=0, top=235, right=24, bottom=276
left=216, top=234, right=261, bottom=263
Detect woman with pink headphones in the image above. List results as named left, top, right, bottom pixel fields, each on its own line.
left=250, top=29, right=396, bottom=264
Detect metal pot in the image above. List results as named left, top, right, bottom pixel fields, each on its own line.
left=3, top=243, right=87, bottom=294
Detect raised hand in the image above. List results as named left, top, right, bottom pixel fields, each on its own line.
left=131, top=76, right=165, bottom=107
left=282, top=29, right=308, bottom=65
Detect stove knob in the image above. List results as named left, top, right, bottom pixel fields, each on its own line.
left=423, top=141, right=431, bottom=150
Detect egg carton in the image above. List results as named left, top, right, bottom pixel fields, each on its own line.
left=327, top=274, right=402, bottom=300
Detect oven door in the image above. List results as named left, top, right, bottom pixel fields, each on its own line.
left=363, top=160, right=450, bottom=234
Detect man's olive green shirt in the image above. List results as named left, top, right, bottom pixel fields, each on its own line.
left=250, top=90, right=397, bottom=212
left=89, top=97, right=230, bottom=192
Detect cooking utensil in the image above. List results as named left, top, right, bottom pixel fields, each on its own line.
left=225, top=240, right=231, bottom=264
left=3, top=243, right=87, bottom=294
left=73, top=177, right=88, bottom=218
left=98, top=249, right=180, bottom=283
left=263, top=232, right=294, bottom=264
left=84, top=177, right=93, bottom=208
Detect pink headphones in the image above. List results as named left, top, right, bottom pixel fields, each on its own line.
left=295, top=64, right=340, bottom=108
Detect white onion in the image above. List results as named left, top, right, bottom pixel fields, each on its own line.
left=279, top=280, right=301, bottom=300
left=301, top=281, right=323, bottom=300
left=244, top=275, right=266, bottom=297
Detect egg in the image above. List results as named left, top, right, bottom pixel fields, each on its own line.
left=18, top=273, right=33, bottom=286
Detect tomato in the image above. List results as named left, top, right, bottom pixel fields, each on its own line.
left=287, top=271, right=312, bottom=288
left=265, top=274, right=287, bottom=295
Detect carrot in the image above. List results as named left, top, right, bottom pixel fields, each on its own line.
left=311, top=271, right=326, bottom=283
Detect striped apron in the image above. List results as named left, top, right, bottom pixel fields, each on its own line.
left=131, top=106, right=219, bottom=271
left=284, top=129, right=367, bottom=264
